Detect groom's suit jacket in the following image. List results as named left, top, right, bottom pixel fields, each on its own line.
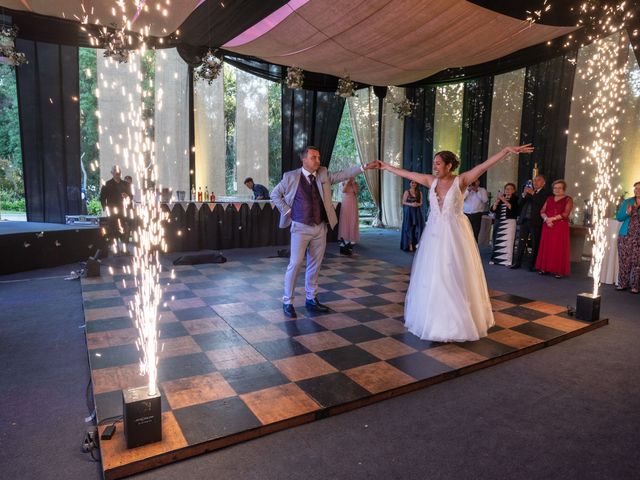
left=271, top=165, right=363, bottom=230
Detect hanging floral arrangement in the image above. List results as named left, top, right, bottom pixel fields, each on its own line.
left=194, top=49, right=223, bottom=85
left=100, top=27, right=130, bottom=64
left=0, top=25, right=27, bottom=67
left=336, top=75, right=356, bottom=98
left=390, top=97, right=416, bottom=119
left=285, top=66, right=304, bottom=89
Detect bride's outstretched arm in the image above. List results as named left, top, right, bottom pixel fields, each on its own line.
left=458, top=144, right=534, bottom=189
left=377, top=161, right=435, bottom=188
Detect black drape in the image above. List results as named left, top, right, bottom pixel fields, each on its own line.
left=402, top=86, right=436, bottom=217
left=281, top=87, right=345, bottom=175
left=460, top=77, right=494, bottom=187
left=518, top=50, right=578, bottom=188
left=16, top=39, right=82, bottom=223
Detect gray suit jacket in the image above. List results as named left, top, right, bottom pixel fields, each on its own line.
left=270, top=165, right=363, bottom=229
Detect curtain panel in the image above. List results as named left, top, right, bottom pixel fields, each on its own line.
left=402, top=86, right=436, bottom=218
left=460, top=76, right=494, bottom=187
left=281, top=87, right=345, bottom=175
left=518, top=50, right=578, bottom=187
left=348, top=88, right=380, bottom=219
left=16, top=39, right=82, bottom=223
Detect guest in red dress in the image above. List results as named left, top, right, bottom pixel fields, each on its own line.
left=535, top=180, right=573, bottom=278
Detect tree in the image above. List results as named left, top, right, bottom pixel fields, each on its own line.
left=0, top=64, right=23, bottom=200
left=223, top=65, right=237, bottom=194
left=78, top=48, right=100, bottom=199
left=267, top=82, right=282, bottom=188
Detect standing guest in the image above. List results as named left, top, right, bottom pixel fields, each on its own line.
left=489, top=183, right=518, bottom=265
left=615, top=181, right=640, bottom=294
left=463, top=179, right=488, bottom=241
left=100, top=165, right=132, bottom=251
left=400, top=180, right=425, bottom=252
left=536, top=180, right=573, bottom=278
left=244, top=177, right=270, bottom=200
left=338, top=177, right=360, bottom=255
left=511, top=174, right=551, bottom=270
left=271, top=146, right=378, bottom=318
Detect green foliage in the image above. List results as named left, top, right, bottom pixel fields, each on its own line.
left=223, top=65, right=237, bottom=194
left=0, top=189, right=25, bottom=211
left=268, top=82, right=282, bottom=188
left=79, top=48, right=100, bottom=198
left=86, top=197, right=102, bottom=215
left=140, top=49, right=156, bottom=129
left=330, top=103, right=374, bottom=211
left=0, top=64, right=23, bottom=200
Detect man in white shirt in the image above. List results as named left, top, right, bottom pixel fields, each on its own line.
left=463, top=179, right=488, bottom=241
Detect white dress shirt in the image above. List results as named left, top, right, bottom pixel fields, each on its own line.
left=463, top=187, right=488, bottom=214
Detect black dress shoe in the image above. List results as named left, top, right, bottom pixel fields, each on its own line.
left=509, top=264, right=521, bottom=269
left=283, top=303, right=297, bottom=318
left=305, top=297, right=329, bottom=313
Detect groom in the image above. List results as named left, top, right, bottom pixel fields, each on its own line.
left=271, top=146, right=377, bottom=318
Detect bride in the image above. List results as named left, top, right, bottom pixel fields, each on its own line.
left=378, top=145, right=534, bottom=342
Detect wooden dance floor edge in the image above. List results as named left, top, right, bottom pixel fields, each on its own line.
left=81, top=255, right=608, bottom=480
left=95, top=318, right=608, bottom=480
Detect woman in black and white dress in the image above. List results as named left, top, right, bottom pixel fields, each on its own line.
left=490, top=182, right=518, bottom=265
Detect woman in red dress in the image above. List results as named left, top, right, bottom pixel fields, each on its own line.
left=535, top=180, right=573, bottom=278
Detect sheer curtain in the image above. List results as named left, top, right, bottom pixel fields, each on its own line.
left=235, top=68, right=269, bottom=195
left=96, top=51, right=142, bottom=185
left=348, top=87, right=380, bottom=221
left=193, top=69, right=225, bottom=199
left=486, top=69, right=525, bottom=196
left=433, top=83, right=464, bottom=157
left=381, top=87, right=404, bottom=228
left=155, top=48, right=189, bottom=196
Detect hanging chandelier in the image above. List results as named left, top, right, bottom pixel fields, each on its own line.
left=194, top=49, right=223, bottom=85
left=285, top=66, right=304, bottom=89
left=0, top=25, right=27, bottom=67
left=100, top=27, right=130, bottom=64
left=336, top=75, right=356, bottom=98
left=389, top=96, right=417, bottom=119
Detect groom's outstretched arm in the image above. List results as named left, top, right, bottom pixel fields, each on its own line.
left=327, top=161, right=378, bottom=185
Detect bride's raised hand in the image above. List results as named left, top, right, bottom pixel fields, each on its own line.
left=505, top=144, right=534, bottom=155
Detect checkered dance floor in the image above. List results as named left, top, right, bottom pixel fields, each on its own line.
left=82, top=253, right=607, bottom=479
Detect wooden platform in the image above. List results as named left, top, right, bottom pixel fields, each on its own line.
left=81, top=253, right=607, bottom=479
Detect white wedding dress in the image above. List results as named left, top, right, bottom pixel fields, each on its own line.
left=404, top=176, right=494, bottom=342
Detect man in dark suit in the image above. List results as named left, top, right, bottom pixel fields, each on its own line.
left=511, top=174, right=551, bottom=270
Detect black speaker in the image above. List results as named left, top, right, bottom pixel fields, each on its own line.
left=122, top=385, right=162, bottom=449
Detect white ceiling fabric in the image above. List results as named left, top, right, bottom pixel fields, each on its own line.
left=224, top=0, right=578, bottom=85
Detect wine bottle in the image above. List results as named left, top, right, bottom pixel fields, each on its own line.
left=197, top=187, right=202, bottom=202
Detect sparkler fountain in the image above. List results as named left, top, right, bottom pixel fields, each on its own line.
left=574, top=2, right=630, bottom=321
left=88, top=1, right=168, bottom=448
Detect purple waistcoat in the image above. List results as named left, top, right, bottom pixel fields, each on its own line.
left=291, top=172, right=328, bottom=226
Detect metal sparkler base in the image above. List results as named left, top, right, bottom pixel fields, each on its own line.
left=123, top=385, right=162, bottom=449
left=575, top=293, right=601, bottom=322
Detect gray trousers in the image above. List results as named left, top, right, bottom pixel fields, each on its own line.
left=283, top=221, right=327, bottom=304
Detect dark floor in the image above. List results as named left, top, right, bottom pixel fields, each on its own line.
left=1, top=228, right=639, bottom=480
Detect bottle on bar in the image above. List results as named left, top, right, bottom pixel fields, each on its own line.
left=204, top=186, right=209, bottom=202
left=532, top=162, right=538, bottom=179
left=197, top=187, right=202, bottom=202
left=210, top=191, right=215, bottom=202
left=190, top=186, right=196, bottom=202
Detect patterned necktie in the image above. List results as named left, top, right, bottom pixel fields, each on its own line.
left=308, top=174, right=321, bottom=224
